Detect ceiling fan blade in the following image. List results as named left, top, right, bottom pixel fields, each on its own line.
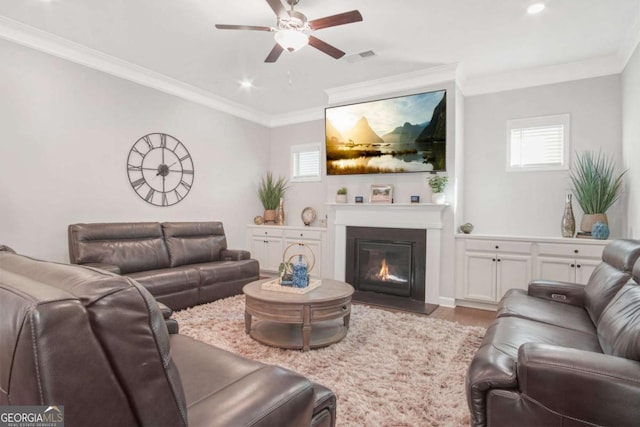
left=265, top=0, right=288, bottom=19
left=265, top=44, right=285, bottom=63
left=308, top=35, right=345, bottom=59
left=215, top=24, right=274, bottom=31
left=308, top=10, right=363, bottom=31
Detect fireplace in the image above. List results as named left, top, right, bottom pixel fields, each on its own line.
left=346, top=226, right=429, bottom=312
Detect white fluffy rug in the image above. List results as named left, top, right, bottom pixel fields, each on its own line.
left=173, top=295, right=485, bottom=427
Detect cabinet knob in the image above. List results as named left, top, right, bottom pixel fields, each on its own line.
left=577, top=264, right=581, bottom=268
left=574, top=249, right=579, bottom=254
left=300, top=233, right=304, bottom=237
left=492, top=258, right=496, bottom=262
left=571, top=263, right=575, bottom=268
left=497, top=259, right=501, bottom=262
left=495, top=245, right=499, bottom=249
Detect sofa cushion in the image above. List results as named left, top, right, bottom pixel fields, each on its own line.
left=163, top=222, right=227, bottom=267
left=68, top=223, right=170, bottom=274
left=597, top=282, right=640, bottom=360
left=496, top=289, right=595, bottom=334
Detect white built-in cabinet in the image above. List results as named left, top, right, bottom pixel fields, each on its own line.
left=247, top=225, right=326, bottom=277
left=456, top=235, right=608, bottom=306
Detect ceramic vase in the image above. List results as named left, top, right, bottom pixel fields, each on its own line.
left=263, top=209, right=277, bottom=224
left=580, top=213, right=608, bottom=233
left=561, top=194, right=576, bottom=238
left=431, top=192, right=445, bottom=204
left=336, top=194, right=347, bottom=203
left=592, top=221, right=610, bottom=240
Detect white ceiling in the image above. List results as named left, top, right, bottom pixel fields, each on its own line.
left=0, top=0, right=638, bottom=124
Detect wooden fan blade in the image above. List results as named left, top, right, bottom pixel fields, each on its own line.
left=265, top=44, right=285, bottom=62
left=308, top=35, right=345, bottom=59
left=308, top=10, right=363, bottom=30
left=266, top=0, right=287, bottom=19
left=215, top=24, right=274, bottom=32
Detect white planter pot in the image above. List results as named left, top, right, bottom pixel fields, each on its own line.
left=431, top=192, right=446, bottom=204
left=335, top=194, right=348, bottom=203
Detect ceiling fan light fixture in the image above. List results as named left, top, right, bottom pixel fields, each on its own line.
left=274, top=29, right=308, bottom=52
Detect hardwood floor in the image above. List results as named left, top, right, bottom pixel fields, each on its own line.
left=429, top=306, right=496, bottom=328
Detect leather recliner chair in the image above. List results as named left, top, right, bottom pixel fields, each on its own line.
left=0, top=247, right=336, bottom=426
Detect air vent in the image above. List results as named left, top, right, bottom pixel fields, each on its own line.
left=346, top=50, right=376, bottom=63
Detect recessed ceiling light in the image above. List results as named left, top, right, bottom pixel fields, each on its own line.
left=240, top=80, right=253, bottom=89
left=527, top=3, right=545, bottom=14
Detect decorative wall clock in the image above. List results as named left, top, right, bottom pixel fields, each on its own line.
left=126, top=133, right=194, bottom=206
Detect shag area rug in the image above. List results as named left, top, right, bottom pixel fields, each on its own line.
left=173, top=295, right=485, bottom=427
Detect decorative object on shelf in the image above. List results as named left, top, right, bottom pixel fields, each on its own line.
left=355, top=196, right=364, bottom=203
left=591, top=221, right=610, bottom=240
left=278, top=242, right=316, bottom=288
left=428, top=174, right=448, bottom=204
left=257, top=172, right=289, bottom=224
left=370, top=184, right=393, bottom=203
left=561, top=193, right=576, bottom=238
left=301, top=207, right=317, bottom=226
left=460, top=223, right=474, bottom=234
left=277, top=197, right=285, bottom=225
left=570, top=150, right=626, bottom=232
left=253, top=215, right=264, bottom=225
left=336, top=187, right=348, bottom=203
left=411, top=195, right=420, bottom=203
left=127, top=133, right=195, bottom=206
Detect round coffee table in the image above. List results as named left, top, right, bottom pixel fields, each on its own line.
left=243, top=278, right=354, bottom=351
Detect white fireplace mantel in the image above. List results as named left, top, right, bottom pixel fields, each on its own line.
left=328, top=203, right=447, bottom=305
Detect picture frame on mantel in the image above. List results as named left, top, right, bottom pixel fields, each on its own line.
left=370, top=184, right=393, bottom=203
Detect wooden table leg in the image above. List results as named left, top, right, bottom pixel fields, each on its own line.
left=302, top=305, right=311, bottom=351
left=244, top=312, right=251, bottom=334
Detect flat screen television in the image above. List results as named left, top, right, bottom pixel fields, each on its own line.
left=325, top=89, right=446, bottom=175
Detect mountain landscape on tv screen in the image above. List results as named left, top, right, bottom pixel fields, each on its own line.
left=326, top=90, right=446, bottom=175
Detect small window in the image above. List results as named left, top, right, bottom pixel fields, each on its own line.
left=291, top=143, right=321, bottom=182
left=506, top=114, right=570, bottom=172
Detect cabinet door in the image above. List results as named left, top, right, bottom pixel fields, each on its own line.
left=575, top=258, right=600, bottom=285
left=284, top=239, right=322, bottom=277
left=251, top=236, right=282, bottom=273
left=497, top=254, right=532, bottom=299
left=537, top=256, right=576, bottom=283
left=463, top=251, right=497, bottom=302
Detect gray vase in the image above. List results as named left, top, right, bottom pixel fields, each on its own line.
left=561, top=194, right=575, bottom=237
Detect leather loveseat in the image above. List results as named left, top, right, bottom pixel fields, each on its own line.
left=68, top=221, right=259, bottom=310
left=466, top=239, right=640, bottom=427
left=0, top=246, right=336, bottom=427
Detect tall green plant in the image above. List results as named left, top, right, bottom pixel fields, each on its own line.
left=257, top=172, right=289, bottom=210
left=569, top=151, right=626, bottom=214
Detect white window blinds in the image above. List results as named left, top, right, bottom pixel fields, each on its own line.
left=291, top=144, right=321, bottom=182
left=507, top=114, right=570, bottom=172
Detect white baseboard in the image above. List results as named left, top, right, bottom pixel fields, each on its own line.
left=438, top=297, right=456, bottom=308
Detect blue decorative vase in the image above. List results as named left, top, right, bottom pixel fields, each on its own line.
left=292, top=255, right=309, bottom=288
left=591, top=221, right=610, bottom=240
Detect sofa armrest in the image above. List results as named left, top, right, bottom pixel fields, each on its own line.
left=157, top=301, right=179, bottom=334
left=81, top=262, right=122, bottom=275
left=527, top=279, right=585, bottom=306
left=221, top=249, right=250, bottom=261
left=518, top=343, right=640, bottom=426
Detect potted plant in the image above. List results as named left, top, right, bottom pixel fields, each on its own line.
left=428, top=175, right=448, bottom=204
left=569, top=150, right=626, bottom=233
left=336, top=187, right=348, bottom=203
left=257, top=172, right=288, bottom=224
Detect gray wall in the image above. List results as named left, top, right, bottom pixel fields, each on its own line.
left=463, top=75, right=624, bottom=238
left=0, top=39, right=269, bottom=262
left=623, top=44, right=640, bottom=238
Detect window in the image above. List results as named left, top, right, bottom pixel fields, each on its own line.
left=506, top=114, right=570, bottom=172
left=291, top=143, right=321, bottom=182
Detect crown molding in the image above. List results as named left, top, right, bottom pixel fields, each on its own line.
left=324, top=64, right=459, bottom=106
left=0, top=16, right=271, bottom=126
left=619, top=8, right=640, bottom=69
left=268, top=107, right=324, bottom=127
left=461, top=55, right=624, bottom=97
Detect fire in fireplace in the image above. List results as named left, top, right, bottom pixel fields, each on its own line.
left=346, top=226, right=426, bottom=305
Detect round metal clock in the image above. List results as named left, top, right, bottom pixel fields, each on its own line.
left=126, top=133, right=194, bottom=206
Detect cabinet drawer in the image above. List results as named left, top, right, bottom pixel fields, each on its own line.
left=465, top=240, right=532, bottom=254
left=538, top=243, right=604, bottom=259
left=252, top=227, right=284, bottom=238
left=311, top=297, right=351, bottom=321
left=284, top=229, right=323, bottom=240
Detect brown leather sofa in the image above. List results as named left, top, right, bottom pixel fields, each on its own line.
left=68, top=221, right=259, bottom=310
left=466, top=239, right=640, bottom=427
left=0, top=247, right=336, bottom=427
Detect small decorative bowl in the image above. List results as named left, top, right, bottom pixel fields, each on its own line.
left=253, top=216, right=264, bottom=225
left=460, top=223, right=474, bottom=234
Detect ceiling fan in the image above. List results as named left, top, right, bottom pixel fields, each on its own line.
left=215, top=0, right=363, bottom=63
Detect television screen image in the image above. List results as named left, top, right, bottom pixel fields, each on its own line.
left=325, top=90, right=446, bottom=175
